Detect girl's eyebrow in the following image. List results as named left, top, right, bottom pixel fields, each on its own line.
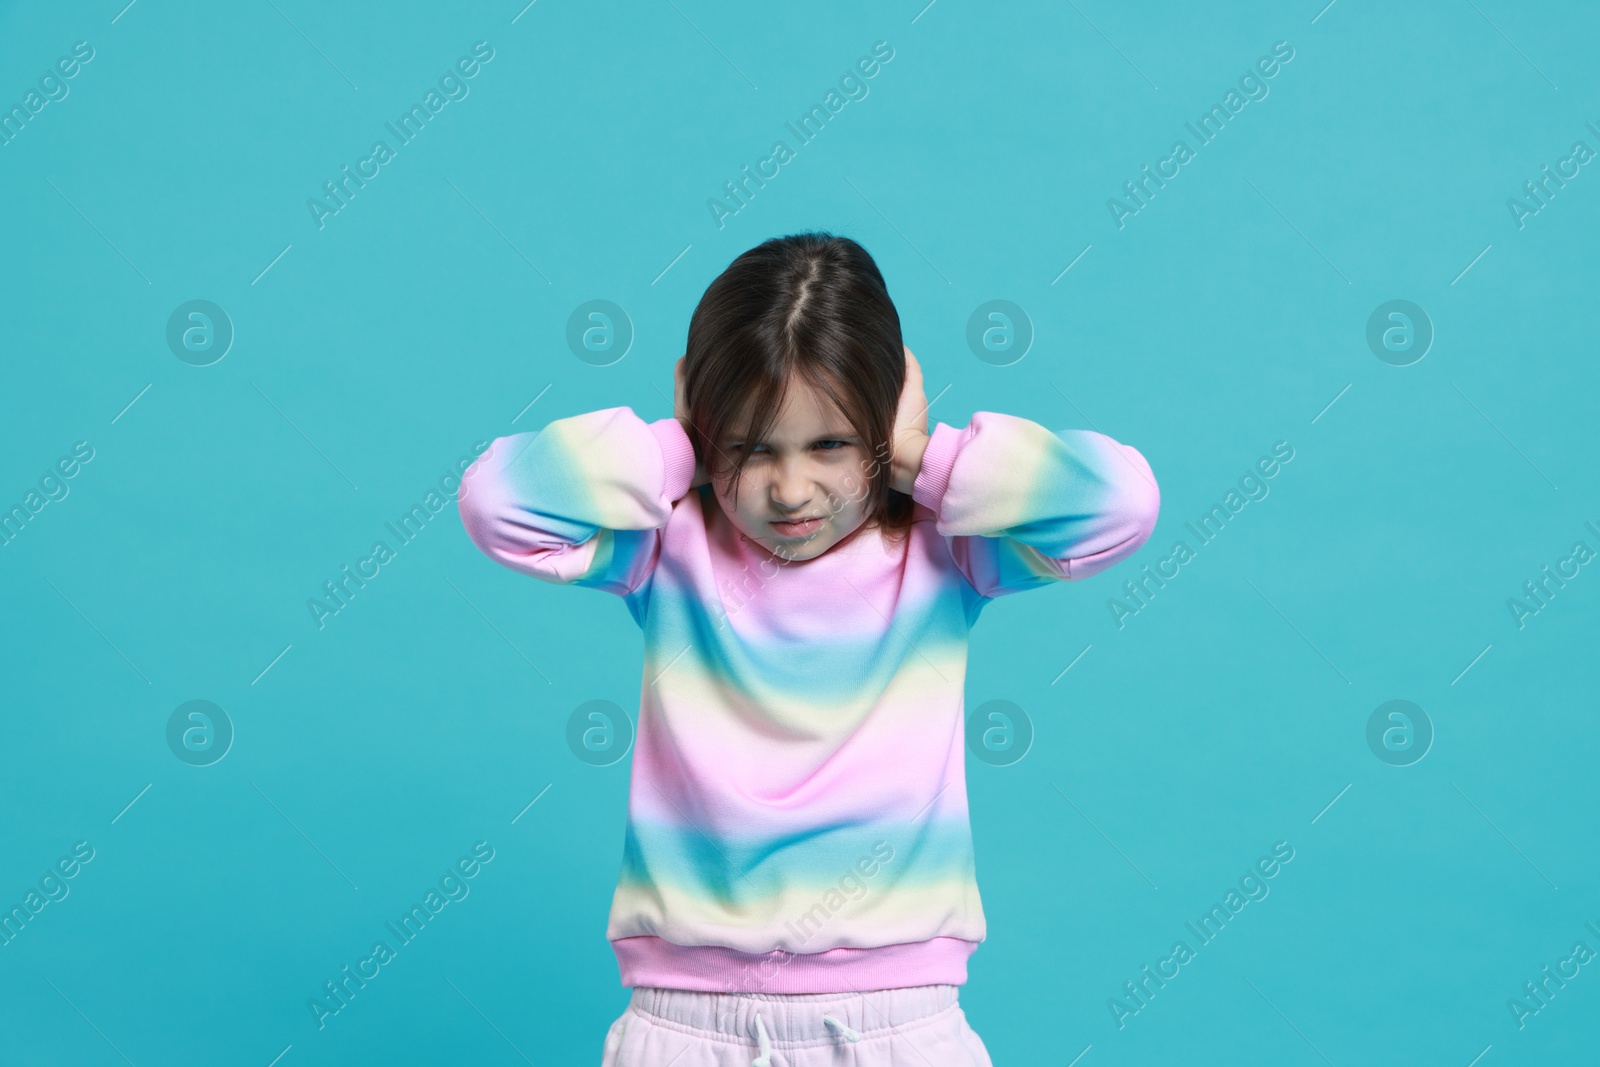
left=725, top=432, right=857, bottom=444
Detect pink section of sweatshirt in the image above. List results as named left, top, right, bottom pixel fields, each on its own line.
left=613, top=935, right=977, bottom=994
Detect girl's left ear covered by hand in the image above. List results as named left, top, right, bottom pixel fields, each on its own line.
left=890, top=345, right=931, bottom=494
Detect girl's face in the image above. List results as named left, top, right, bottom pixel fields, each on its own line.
left=711, top=375, right=875, bottom=562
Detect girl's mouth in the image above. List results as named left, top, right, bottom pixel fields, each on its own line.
left=770, top=517, right=824, bottom=538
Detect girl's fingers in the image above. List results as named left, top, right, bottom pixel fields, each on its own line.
left=902, top=348, right=925, bottom=404
left=904, top=349, right=924, bottom=400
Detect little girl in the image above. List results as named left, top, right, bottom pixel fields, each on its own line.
left=458, top=232, right=1160, bottom=1065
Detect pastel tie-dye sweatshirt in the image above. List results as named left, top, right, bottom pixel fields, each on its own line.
left=458, top=405, right=1159, bottom=994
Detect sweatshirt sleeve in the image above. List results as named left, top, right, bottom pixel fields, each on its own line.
left=910, top=412, right=1160, bottom=600
left=457, top=406, right=698, bottom=599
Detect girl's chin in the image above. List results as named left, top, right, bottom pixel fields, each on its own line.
left=725, top=513, right=868, bottom=559
left=774, top=519, right=869, bottom=558
left=766, top=536, right=825, bottom=559
left=738, top=530, right=830, bottom=561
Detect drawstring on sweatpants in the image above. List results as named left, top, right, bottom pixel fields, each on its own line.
left=749, top=1009, right=863, bottom=1065
left=751, top=1012, right=773, bottom=1066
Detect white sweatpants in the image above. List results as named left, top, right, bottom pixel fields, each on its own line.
left=600, top=984, right=994, bottom=1066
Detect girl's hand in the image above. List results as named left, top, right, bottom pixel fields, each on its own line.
left=674, top=356, right=711, bottom=489
left=889, top=345, right=931, bottom=495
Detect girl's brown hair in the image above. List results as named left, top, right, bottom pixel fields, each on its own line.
left=679, top=231, right=916, bottom=544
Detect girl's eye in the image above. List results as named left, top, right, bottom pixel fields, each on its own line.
left=727, top=441, right=849, bottom=454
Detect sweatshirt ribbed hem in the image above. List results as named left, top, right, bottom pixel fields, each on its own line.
left=649, top=417, right=698, bottom=502
left=612, top=935, right=978, bottom=993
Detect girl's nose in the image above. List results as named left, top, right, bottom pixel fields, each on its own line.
left=770, top=457, right=812, bottom=510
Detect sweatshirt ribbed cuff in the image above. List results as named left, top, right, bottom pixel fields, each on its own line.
left=650, top=417, right=698, bottom=502
left=910, top=421, right=963, bottom=511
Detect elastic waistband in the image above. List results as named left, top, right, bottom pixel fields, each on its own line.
left=628, top=983, right=961, bottom=1047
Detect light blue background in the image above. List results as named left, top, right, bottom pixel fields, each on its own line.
left=2, top=1, right=1597, bottom=1064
